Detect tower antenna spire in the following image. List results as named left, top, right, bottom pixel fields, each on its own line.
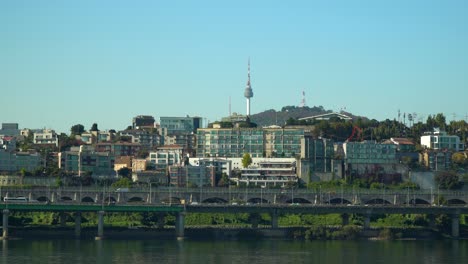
left=244, top=57, right=254, bottom=116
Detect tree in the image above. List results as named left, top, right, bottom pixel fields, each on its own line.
left=242, top=153, right=252, bottom=168
left=435, top=171, right=463, bottom=190
left=70, top=124, right=85, bottom=136
left=111, top=177, right=132, bottom=188
left=117, top=167, right=132, bottom=179
left=452, top=152, right=468, bottom=168
left=136, top=150, right=149, bottom=159
left=90, top=123, right=99, bottom=132
left=217, top=172, right=230, bottom=187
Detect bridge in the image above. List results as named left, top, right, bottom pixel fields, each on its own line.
left=1, top=187, right=467, bottom=240
left=1, top=187, right=467, bottom=206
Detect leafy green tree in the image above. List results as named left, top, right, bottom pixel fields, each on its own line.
left=452, top=152, right=468, bottom=168
left=111, top=177, right=132, bottom=188
left=242, top=153, right=252, bottom=168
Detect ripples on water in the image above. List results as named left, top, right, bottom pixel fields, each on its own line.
left=1, top=239, right=467, bottom=264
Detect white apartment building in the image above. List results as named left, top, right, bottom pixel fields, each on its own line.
left=33, top=129, right=58, bottom=146
left=420, top=128, right=464, bottom=152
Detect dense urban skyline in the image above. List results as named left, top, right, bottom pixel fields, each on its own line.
left=1, top=1, right=468, bottom=133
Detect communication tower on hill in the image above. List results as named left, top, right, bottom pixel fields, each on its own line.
left=299, top=91, right=306, bottom=107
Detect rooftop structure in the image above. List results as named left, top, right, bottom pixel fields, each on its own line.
left=132, top=115, right=155, bottom=129
left=298, top=112, right=352, bottom=122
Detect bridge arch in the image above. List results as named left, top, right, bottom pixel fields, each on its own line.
left=128, top=196, right=145, bottom=204
left=59, top=196, right=73, bottom=202
left=82, top=196, right=95, bottom=203
left=36, top=196, right=50, bottom=202
left=403, top=198, right=430, bottom=205
left=202, top=197, right=228, bottom=204
left=160, top=196, right=182, bottom=204
left=327, top=198, right=352, bottom=205
left=285, top=198, right=312, bottom=204
left=365, top=198, right=392, bottom=205
left=248, top=198, right=270, bottom=204
left=447, top=199, right=466, bottom=205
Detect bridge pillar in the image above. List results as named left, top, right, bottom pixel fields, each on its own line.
left=451, top=214, right=460, bottom=239
left=363, top=213, right=371, bottom=229
left=341, top=213, right=349, bottom=226
left=270, top=211, right=278, bottom=228
left=427, top=214, right=436, bottom=229
left=2, top=209, right=9, bottom=239
left=95, top=211, right=105, bottom=240
left=60, top=212, right=67, bottom=227
left=157, top=213, right=165, bottom=229
left=74, top=212, right=82, bottom=239
left=175, top=212, right=186, bottom=240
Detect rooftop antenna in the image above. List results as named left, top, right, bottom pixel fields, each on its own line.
left=229, top=96, right=231, bottom=117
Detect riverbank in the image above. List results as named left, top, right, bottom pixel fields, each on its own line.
left=5, top=225, right=453, bottom=241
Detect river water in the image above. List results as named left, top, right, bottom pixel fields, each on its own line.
left=1, top=239, right=467, bottom=264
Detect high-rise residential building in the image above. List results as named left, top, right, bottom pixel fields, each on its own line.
left=196, top=127, right=304, bottom=158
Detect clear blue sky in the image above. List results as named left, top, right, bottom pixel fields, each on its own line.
left=1, top=0, right=467, bottom=133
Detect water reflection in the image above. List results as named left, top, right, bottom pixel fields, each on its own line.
left=0, top=239, right=467, bottom=264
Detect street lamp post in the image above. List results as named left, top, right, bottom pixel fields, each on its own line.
left=148, top=181, right=152, bottom=204
left=291, top=186, right=294, bottom=204
left=261, top=185, right=265, bottom=205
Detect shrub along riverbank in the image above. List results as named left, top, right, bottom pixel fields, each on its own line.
left=6, top=211, right=468, bottom=239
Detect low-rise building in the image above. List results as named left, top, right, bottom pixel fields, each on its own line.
left=132, top=169, right=168, bottom=186
left=0, top=150, right=42, bottom=173
left=58, top=146, right=116, bottom=177
left=0, top=136, right=16, bottom=152
left=421, top=128, right=464, bottom=152
left=114, top=156, right=132, bottom=172
left=0, top=123, right=20, bottom=136
left=343, top=141, right=402, bottom=182
left=33, top=129, right=58, bottom=147
left=235, top=160, right=297, bottom=187
left=148, top=145, right=184, bottom=170
left=95, top=142, right=141, bottom=157
left=119, top=129, right=161, bottom=150
left=419, top=150, right=453, bottom=171
left=168, top=164, right=215, bottom=187
left=189, top=157, right=233, bottom=178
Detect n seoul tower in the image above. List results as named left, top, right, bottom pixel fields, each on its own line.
left=244, top=59, right=254, bottom=116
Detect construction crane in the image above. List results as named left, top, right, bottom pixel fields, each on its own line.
left=345, top=125, right=363, bottom=142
